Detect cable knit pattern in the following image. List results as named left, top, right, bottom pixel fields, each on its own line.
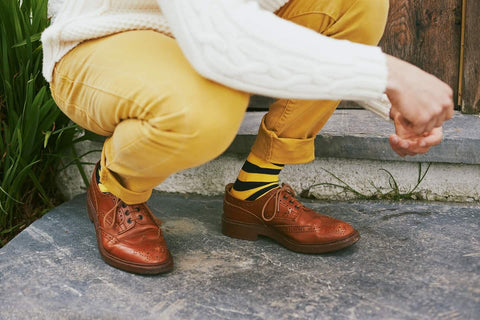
left=159, top=0, right=387, bottom=101
left=42, top=0, right=391, bottom=116
left=47, top=0, right=64, bottom=20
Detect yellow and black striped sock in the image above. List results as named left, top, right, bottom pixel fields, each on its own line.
left=231, top=153, right=284, bottom=201
left=96, top=164, right=109, bottom=193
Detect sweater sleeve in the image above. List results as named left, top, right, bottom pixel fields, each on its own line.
left=157, top=0, right=388, bottom=102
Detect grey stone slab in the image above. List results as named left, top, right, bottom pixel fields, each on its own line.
left=1, top=194, right=479, bottom=320
left=227, top=110, right=480, bottom=165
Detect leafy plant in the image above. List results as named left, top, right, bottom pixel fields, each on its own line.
left=303, top=163, right=432, bottom=201
left=0, top=0, right=83, bottom=246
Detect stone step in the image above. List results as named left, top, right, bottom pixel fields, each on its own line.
left=57, top=110, right=480, bottom=202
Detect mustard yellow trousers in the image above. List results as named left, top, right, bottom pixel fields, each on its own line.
left=50, top=0, right=389, bottom=204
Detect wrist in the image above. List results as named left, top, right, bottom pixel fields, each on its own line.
left=385, top=55, right=402, bottom=99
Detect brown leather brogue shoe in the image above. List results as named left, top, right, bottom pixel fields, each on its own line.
left=86, top=163, right=173, bottom=274
left=223, top=183, right=360, bottom=253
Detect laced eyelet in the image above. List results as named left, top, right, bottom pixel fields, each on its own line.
left=261, top=185, right=298, bottom=222
left=127, top=218, right=132, bottom=224
left=121, top=203, right=127, bottom=208
left=138, top=215, right=143, bottom=220
left=136, top=207, right=140, bottom=212
left=125, top=210, right=130, bottom=216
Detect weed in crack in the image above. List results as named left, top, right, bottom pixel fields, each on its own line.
left=302, top=163, right=432, bottom=201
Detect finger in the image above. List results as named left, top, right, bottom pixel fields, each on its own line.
left=418, top=129, right=443, bottom=147
left=434, top=101, right=453, bottom=127
left=390, top=134, right=433, bottom=156
left=389, top=135, right=407, bottom=157
left=391, top=135, right=430, bottom=155
left=400, top=139, right=431, bottom=154
left=444, top=88, right=455, bottom=120
left=392, top=146, right=408, bottom=157
left=390, top=135, right=420, bottom=157
left=400, top=142, right=422, bottom=156
left=397, top=146, right=418, bottom=156
left=390, top=134, right=411, bottom=150
left=407, top=146, right=429, bottom=155
left=404, top=118, right=429, bottom=137
left=395, top=115, right=422, bottom=137
left=389, top=107, right=400, bottom=120
left=415, top=127, right=443, bottom=148
left=399, top=139, right=410, bottom=149
left=412, top=108, right=446, bottom=136
left=445, top=104, right=454, bottom=120
left=420, top=120, right=437, bottom=136
left=432, top=118, right=444, bottom=131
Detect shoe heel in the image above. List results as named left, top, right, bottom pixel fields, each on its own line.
left=222, top=218, right=259, bottom=241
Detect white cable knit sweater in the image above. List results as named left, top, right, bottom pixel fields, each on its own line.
left=42, top=0, right=391, bottom=119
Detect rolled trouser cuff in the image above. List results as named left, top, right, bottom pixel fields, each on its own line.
left=99, top=140, right=152, bottom=205
left=251, top=115, right=315, bottom=165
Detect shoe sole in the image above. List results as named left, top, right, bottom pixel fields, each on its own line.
left=222, top=216, right=360, bottom=254
left=87, top=192, right=173, bottom=275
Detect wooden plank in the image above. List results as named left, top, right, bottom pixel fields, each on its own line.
left=380, top=0, right=462, bottom=102
left=461, top=0, right=480, bottom=113
left=252, top=0, right=463, bottom=111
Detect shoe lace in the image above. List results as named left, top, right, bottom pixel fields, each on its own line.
left=103, top=199, right=162, bottom=228
left=261, top=184, right=303, bottom=222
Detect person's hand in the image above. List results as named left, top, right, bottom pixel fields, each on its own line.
left=386, top=55, right=454, bottom=136
left=389, top=113, right=443, bottom=157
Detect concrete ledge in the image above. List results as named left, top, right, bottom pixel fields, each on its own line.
left=228, top=110, right=480, bottom=164
left=56, top=110, right=480, bottom=202
left=155, top=156, right=480, bottom=202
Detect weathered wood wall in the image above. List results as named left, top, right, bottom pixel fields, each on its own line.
left=380, top=0, right=462, bottom=102
left=254, top=0, right=480, bottom=113
left=461, top=0, right=480, bottom=113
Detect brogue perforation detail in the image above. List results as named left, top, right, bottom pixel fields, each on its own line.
left=87, top=162, right=173, bottom=274
left=223, top=182, right=360, bottom=253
